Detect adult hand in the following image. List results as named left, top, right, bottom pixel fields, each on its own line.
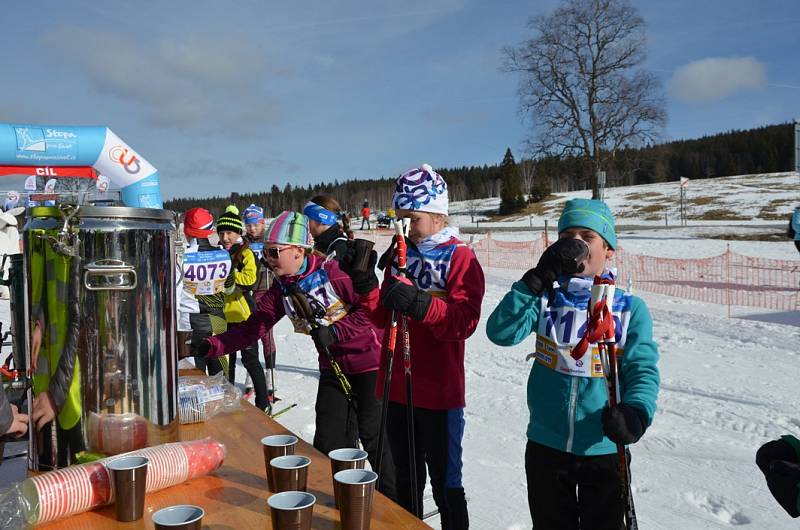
left=32, top=392, right=57, bottom=431
left=5, top=404, right=29, bottom=438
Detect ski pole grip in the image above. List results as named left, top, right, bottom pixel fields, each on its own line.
left=351, top=239, right=375, bottom=273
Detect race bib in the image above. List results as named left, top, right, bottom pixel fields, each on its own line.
left=183, top=249, right=231, bottom=296
left=402, top=245, right=457, bottom=296
left=283, top=269, right=349, bottom=334
left=534, top=296, right=630, bottom=378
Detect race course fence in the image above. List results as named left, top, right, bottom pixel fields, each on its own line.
left=360, top=230, right=800, bottom=312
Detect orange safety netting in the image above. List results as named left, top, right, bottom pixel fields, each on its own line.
left=357, top=229, right=800, bottom=311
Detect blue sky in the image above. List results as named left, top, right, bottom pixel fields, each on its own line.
left=0, top=0, right=797, bottom=200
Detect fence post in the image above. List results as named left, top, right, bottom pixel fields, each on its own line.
left=543, top=220, right=550, bottom=246
left=726, top=243, right=731, bottom=318
left=487, top=232, right=492, bottom=268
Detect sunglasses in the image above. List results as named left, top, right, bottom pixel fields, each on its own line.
left=263, top=246, right=293, bottom=260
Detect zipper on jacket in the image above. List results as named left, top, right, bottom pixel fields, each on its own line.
left=565, top=377, right=578, bottom=453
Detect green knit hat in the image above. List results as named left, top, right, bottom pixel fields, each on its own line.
left=216, top=205, right=244, bottom=234
left=557, top=198, right=617, bottom=249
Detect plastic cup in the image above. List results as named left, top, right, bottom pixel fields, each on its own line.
left=334, top=469, right=378, bottom=530
left=351, top=239, right=375, bottom=272
left=328, top=448, right=368, bottom=509
left=267, top=491, right=316, bottom=530
left=152, top=505, right=204, bottom=530
left=261, top=434, right=298, bottom=492
left=270, top=455, right=311, bottom=493
left=106, top=455, right=149, bottom=522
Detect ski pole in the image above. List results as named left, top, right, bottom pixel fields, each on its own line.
left=375, top=219, right=408, bottom=487
left=289, top=290, right=353, bottom=400
left=270, top=403, right=297, bottom=419
left=591, top=276, right=639, bottom=530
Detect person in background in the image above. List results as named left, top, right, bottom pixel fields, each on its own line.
left=788, top=206, right=800, bottom=255
left=303, top=195, right=354, bottom=262
left=361, top=199, right=371, bottom=230
left=242, top=203, right=279, bottom=404
left=181, top=207, right=228, bottom=376
left=216, top=205, right=270, bottom=412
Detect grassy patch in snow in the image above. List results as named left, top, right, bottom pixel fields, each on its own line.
left=697, top=231, right=788, bottom=241
left=759, top=199, right=796, bottom=220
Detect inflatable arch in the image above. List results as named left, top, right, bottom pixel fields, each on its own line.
left=0, top=123, right=163, bottom=208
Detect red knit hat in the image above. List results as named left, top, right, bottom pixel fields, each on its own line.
left=184, top=208, right=215, bottom=238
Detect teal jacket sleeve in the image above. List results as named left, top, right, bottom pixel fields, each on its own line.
left=486, top=281, right=542, bottom=346
left=619, top=296, right=660, bottom=425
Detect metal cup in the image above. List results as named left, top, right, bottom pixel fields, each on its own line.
left=328, top=448, right=368, bottom=509
left=261, top=434, right=298, bottom=492
left=268, top=491, right=316, bottom=530
left=351, top=239, right=375, bottom=273
left=152, top=505, right=205, bottom=530
left=270, top=455, right=311, bottom=493
left=107, top=456, right=149, bottom=522
left=334, top=469, right=378, bottom=530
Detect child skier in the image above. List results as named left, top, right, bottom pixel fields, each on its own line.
left=242, top=203, right=278, bottom=404
left=180, top=207, right=228, bottom=376
left=216, top=205, right=270, bottom=412
left=303, top=194, right=354, bottom=262
left=486, top=198, right=660, bottom=530
left=342, top=164, right=485, bottom=528
left=198, top=211, right=397, bottom=500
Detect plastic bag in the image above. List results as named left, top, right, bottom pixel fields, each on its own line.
left=178, top=372, right=241, bottom=424
left=0, top=437, right=226, bottom=528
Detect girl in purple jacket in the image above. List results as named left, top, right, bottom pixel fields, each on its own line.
left=199, top=211, right=396, bottom=500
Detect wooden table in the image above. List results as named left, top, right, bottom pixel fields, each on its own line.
left=38, top=374, right=428, bottom=529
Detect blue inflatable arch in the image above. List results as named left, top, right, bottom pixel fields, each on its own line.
left=0, top=123, right=162, bottom=208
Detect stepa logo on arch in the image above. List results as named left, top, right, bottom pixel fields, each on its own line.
left=14, top=127, right=46, bottom=152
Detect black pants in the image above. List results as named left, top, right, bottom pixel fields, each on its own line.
left=226, top=323, right=269, bottom=411
left=189, top=314, right=223, bottom=376
left=315, top=370, right=397, bottom=502
left=526, top=441, right=626, bottom=530
left=387, top=402, right=468, bottom=529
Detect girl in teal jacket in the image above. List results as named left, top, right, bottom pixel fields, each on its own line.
left=486, top=198, right=660, bottom=530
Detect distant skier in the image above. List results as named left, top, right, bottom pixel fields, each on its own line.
left=788, top=206, right=800, bottom=255
left=756, top=435, right=800, bottom=518
left=361, top=199, right=371, bottom=230
left=486, top=198, right=660, bottom=530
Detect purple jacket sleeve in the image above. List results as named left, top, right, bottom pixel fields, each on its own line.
left=206, top=283, right=286, bottom=358
left=325, top=261, right=380, bottom=344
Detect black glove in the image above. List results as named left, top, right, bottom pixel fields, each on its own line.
left=340, top=245, right=379, bottom=295
left=381, top=276, right=432, bottom=321
left=756, top=437, right=800, bottom=518
left=195, top=339, right=212, bottom=358
left=601, top=403, right=648, bottom=445
left=377, top=237, right=396, bottom=271
left=521, top=238, right=589, bottom=297
left=310, top=325, right=338, bottom=352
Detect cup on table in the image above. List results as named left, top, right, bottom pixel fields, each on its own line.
left=270, top=455, right=311, bottom=493
left=152, top=505, right=205, bottom=530
left=334, top=469, right=378, bottom=530
left=106, top=455, right=149, bottom=522
left=261, top=434, right=298, bottom=492
left=328, top=448, right=368, bottom=509
left=268, top=491, right=316, bottom=530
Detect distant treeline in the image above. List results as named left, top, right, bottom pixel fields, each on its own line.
left=165, top=122, right=795, bottom=217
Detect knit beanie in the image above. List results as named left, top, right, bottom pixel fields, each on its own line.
left=557, top=199, right=617, bottom=249
left=183, top=207, right=215, bottom=238
left=216, top=205, right=244, bottom=234
left=392, top=163, right=448, bottom=215
left=243, top=203, right=265, bottom=224
left=265, top=211, right=313, bottom=248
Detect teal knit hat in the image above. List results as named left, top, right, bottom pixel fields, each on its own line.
left=216, top=205, right=244, bottom=234
left=557, top=199, right=617, bottom=249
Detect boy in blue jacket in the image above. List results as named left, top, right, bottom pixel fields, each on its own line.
left=487, top=199, right=660, bottom=530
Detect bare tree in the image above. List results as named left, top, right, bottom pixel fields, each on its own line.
left=503, top=0, right=666, bottom=198
left=520, top=158, right=535, bottom=197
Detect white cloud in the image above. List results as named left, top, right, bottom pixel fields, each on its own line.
left=42, top=28, right=278, bottom=133
left=668, top=57, right=766, bottom=103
